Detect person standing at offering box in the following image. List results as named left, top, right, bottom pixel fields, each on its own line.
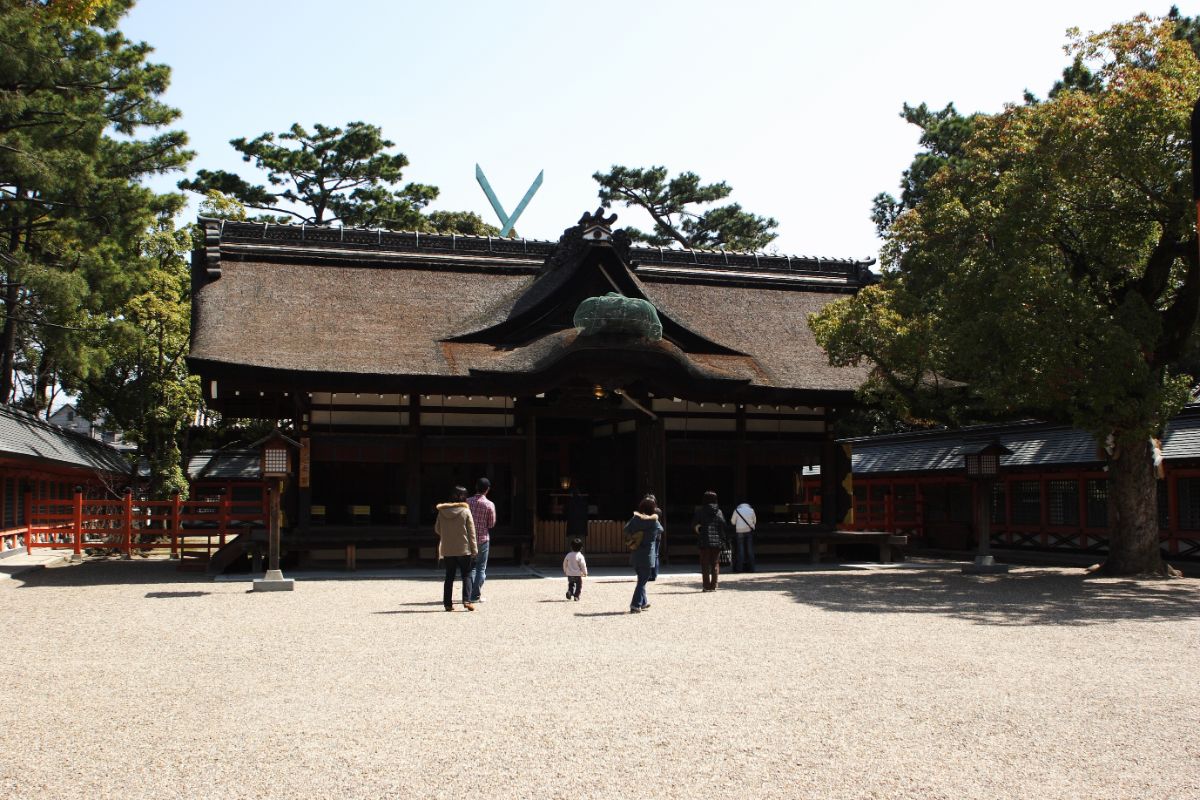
left=731, top=500, right=757, bottom=573
left=693, top=491, right=727, bottom=592
left=467, top=478, right=496, bottom=603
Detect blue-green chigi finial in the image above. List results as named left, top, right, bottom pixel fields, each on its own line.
left=574, top=293, right=663, bottom=341
left=476, top=164, right=543, bottom=237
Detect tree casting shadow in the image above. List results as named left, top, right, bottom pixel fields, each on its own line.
left=720, top=566, right=1199, bottom=626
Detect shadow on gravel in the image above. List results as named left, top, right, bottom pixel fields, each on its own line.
left=722, top=567, right=1200, bottom=626
left=574, top=611, right=629, bottom=618
left=11, top=559, right=205, bottom=588
left=145, top=590, right=210, bottom=599
left=373, top=609, right=443, bottom=615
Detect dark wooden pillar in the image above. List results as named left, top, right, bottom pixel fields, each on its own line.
left=294, top=391, right=312, bottom=534
left=524, top=410, right=537, bottom=557
left=734, top=404, right=748, bottom=503
left=407, top=394, right=421, bottom=528
left=636, top=416, right=666, bottom=509
left=820, top=408, right=852, bottom=529
left=821, top=407, right=837, bottom=529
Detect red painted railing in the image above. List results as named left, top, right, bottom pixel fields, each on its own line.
left=0, top=525, right=25, bottom=554
left=25, top=490, right=265, bottom=562
left=843, top=473, right=1199, bottom=558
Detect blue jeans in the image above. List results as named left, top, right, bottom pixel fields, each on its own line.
left=737, top=532, right=755, bottom=570
left=470, top=540, right=489, bottom=600
left=443, top=555, right=474, bottom=608
left=631, top=566, right=650, bottom=609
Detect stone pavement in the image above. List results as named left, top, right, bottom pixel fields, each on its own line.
left=0, top=550, right=68, bottom=581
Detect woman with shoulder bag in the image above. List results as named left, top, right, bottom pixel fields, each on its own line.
left=624, top=497, right=662, bottom=614
left=692, top=490, right=727, bottom=592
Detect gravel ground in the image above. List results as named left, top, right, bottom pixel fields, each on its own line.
left=1, top=559, right=1197, bottom=800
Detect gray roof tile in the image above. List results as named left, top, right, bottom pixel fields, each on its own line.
left=0, top=405, right=129, bottom=474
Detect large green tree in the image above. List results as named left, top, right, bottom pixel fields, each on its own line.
left=0, top=0, right=191, bottom=413
left=181, top=122, right=499, bottom=235
left=71, top=219, right=199, bottom=497
left=810, top=16, right=1200, bottom=576
left=593, top=165, right=778, bottom=251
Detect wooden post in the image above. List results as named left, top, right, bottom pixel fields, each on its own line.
left=23, top=490, right=31, bottom=551
left=525, top=412, right=538, bottom=557
left=122, top=488, right=133, bottom=559
left=73, top=488, right=83, bottom=558
left=170, top=491, right=181, bottom=559
left=268, top=481, right=281, bottom=574
left=407, top=394, right=422, bottom=530
left=219, top=491, right=229, bottom=548
left=295, top=392, right=312, bottom=534
left=734, top=404, right=747, bottom=503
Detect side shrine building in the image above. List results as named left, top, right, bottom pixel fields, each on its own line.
left=187, top=210, right=875, bottom=565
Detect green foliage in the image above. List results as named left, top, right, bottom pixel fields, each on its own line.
left=817, top=16, right=1200, bottom=444
left=0, top=0, right=191, bottom=413
left=425, top=210, right=500, bottom=236
left=70, top=220, right=200, bottom=498
left=870, top=104, right=982, bottom=237
left=816, top=15, right=1200, bottom=573
left=197, top=190, right=247, bottom=222
left=180, top=121, right=443, bottom=229
left=593, top=165, right=778, bottom=251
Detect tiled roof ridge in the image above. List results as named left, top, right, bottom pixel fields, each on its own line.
left=2, top=403, right=117, bottom=451
left=840, top=418, right=1057, bottom=446
left=205, top=217, right=876, bottom=272
left=0, top=403, right=130, bottom=472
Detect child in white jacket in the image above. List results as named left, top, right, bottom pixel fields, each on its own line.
left=563, top=537, right=588, bottom=601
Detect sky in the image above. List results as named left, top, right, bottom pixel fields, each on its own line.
left=122, top=0, right=1177, bottom=264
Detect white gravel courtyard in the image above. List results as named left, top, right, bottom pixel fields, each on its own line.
left=1, top=559, right=1197, bottom=800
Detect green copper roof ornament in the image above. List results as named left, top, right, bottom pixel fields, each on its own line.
left=476, top=164, right=543, bottom=238
left=574, top=292, right=663, bottom=341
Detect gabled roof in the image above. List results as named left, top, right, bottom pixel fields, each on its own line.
left=0, top=405, right=129, bottom=474
left=842, top=407, right=1200, bottom=475
left=189, top=211, right=876, bottom=398
left=187, top=450, right=262, bottom=481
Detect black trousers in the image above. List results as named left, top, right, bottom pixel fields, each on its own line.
left=443, top=555, right=474, bottom=608
left=566, top=575, right=582, bottom=598
left=699, top=547, right=721, bottom=590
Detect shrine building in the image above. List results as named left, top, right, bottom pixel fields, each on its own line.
left=187, top=209, right=875, bottom=567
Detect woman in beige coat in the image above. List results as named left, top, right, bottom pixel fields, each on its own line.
left=436, top=486, right=478, bottom=611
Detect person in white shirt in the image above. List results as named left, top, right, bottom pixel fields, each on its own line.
left=562, top=537, right=588, bottom=601
left=731, top=502, right=756, bottom=573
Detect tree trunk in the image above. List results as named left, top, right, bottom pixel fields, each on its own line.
left=1100, top=437, right=1174, bottom=576
left=0, top=279, right=18, bottom=404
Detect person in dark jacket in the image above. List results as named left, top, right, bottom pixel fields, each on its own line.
left=692, top=491, right=727, bottom=592
left=644, top=491, right=664, bottom=567
left=435, top=486, right=478, bottom=611
left=624, top=497, right=662, bottom=613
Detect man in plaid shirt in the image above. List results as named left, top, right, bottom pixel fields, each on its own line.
left=466, top=477, right=496, bottom=603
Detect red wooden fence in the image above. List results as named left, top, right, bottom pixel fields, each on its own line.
left=24, top=490, right=265, bottom=563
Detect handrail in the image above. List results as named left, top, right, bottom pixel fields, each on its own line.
left=25, top=491, right=268, bottom=563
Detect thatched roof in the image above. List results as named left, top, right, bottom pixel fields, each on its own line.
left=189, top=212, right=874, bottom=399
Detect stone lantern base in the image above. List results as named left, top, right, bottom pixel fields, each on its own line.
left=962, top=554, right=1010, bottom=574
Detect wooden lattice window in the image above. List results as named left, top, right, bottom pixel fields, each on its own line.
left=1047, top=480, right=1079, bottom=526
left=1085, top=480, right=1108, bottom=528
left=1176, top=477, right=1200, bottom=531
left=1010, top=480, right=1041, bottom=525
